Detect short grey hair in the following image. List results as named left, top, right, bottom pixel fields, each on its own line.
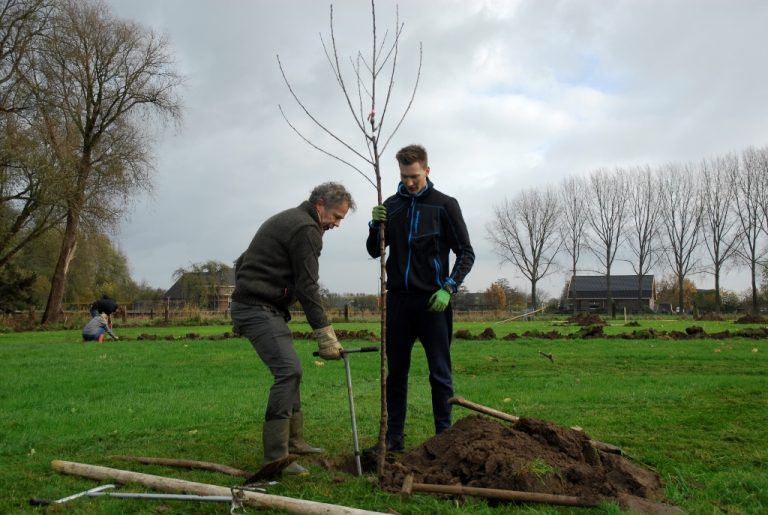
left=309, top=182, right=356, bottom=211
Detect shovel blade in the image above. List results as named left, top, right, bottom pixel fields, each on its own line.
left=243, top=455, right=297, bottom=483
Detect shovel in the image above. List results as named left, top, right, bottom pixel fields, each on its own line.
left=314, top=346, right=379, bottom=476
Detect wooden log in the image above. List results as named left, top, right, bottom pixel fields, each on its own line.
left=449, top=396, right=519, bottom=422
left=51, top=460, right=384, bottom=515
left=400, top=474, right=598, bottom=508
left=109, top=455, right=250, bottom=477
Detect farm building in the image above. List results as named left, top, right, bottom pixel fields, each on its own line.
left=164, top=268, right=235, bottom=312
left=564, top=275, right=656, bottom=313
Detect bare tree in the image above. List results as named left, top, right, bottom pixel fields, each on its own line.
left=22, top=0, right=183, bottom=324
left=558, top=175, right=588, bottom=315
left=0, top=118, right=66, bottom=269
left=1, top=0, right=50, bottom=113
left=623, top=166, right=663, bottom=313
left=733, top=147, right=768, bottom=315
left=278, top=1, right=421, bottom=477
left=752, top=146, right=768, bottom=236
left=699, top=154, right=741, bottom=313
left=585, top=168, right=629, bottom=316
left=487, top=186, right=561, bottom=310
left=1, top=0, right=62, bottom=269
left=658, top=162, right=702, bottom=315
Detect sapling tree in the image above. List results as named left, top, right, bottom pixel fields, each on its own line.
left=277, top=1, right=421, bottom=477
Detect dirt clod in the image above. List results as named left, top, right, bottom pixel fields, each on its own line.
left=566, top=313, right=607, bottom=326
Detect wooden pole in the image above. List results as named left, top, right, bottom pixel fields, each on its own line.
left=109, top=456, right=250, bottom=477
left=400, top=474, right=599, bottom=508
left=51, top=460, right=385, bottom=515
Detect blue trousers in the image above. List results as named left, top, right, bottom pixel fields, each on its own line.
left=385, top=292, right=453, bottom=438
left=231, top=301, right=302, bottom=421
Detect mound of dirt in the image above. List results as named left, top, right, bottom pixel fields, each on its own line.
left=378, top=415, right=677, bottom=512
left=696, top=312, right=723, bottom=321
left=734, top=314, right=767, bottom=324
left=566, top=313, right=607, bottom=326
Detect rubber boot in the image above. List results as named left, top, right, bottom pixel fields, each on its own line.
left=263, top=419, right=308, bottom=476
left=288, top=411, right=325, bottom=455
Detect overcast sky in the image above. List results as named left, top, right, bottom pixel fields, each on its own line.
left=105, top=0, right=768, bottom=298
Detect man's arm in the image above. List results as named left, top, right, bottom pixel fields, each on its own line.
left=443, top=197, right=475, bottom=287
left=289, top=226, right=328, bottom=330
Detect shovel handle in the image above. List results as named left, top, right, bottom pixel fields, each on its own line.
left=312, top=346, right=379, bottom=357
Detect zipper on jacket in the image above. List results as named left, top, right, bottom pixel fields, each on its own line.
left=404, top=197, right=419, bottom=290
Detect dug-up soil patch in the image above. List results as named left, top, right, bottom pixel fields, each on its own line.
left=379, top=415, right=679, bottom=513
left=565, top=313, right=607, bottom=326
left=735, top=313, right=767, bottom=324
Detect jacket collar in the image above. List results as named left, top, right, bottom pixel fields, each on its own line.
left=397, top=178, right=434, bottom=199
left=299, top=200, right=321, bottom=227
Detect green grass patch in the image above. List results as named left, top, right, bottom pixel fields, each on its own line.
left=1, top=320, right=766, bottom=513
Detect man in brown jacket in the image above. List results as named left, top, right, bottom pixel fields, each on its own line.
left=232, top=182, right=355, bottom=477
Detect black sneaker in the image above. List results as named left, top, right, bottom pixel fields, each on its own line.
left=362, top=436, right=404, bottom=455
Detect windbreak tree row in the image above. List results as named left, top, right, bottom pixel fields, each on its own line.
left=486, top=147, right=768, bottom=315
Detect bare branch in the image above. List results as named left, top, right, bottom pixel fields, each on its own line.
left=276, top=54, right=371, bottom=165
left=278, top=105, right=375, bottom=189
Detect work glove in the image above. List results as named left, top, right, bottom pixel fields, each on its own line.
left=371, top=205, right=387, bottom=223
left=428, top=288, right=452, bottom=312
left=314, top=325, right=343, bottom=360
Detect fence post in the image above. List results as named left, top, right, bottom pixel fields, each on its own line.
left=344, top=304, right=349, bottom=322
left=164, top=305, right=169, bottom=322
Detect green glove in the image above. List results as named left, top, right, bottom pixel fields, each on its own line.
left=428, top=288, right=452, bottom=312
left=371, top=205, right=387, bottom=223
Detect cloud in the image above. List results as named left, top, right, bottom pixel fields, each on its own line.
left=107, top=0, right=768, bottom=297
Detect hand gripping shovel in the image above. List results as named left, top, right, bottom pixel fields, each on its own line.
left=314, top=346, right=379, bottom=476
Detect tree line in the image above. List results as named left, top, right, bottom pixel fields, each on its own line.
left=486, top=146, right=768, bottom=315
left=0, top=0, right=182, bottom=320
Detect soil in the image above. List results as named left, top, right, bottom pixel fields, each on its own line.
left=370, top=415, right=679, bottom=513
left=565, top=313, right=607, bottom=326
left=735, top=313, right=767, bottom=324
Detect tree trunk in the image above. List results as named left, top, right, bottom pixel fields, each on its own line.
left=530, top=279, right=537, bottom=311
left=42, top=154, right=91, bottom=324
left=714, top=269, right=721, bottom=314
left=751, top=260, right=758, bottom=315
left=571, top=266, right=577, bottom=315
left=41, top=208, right=80, bottom=324
left=677, top=275, right=685, bottom=317
left=373, top=153, right=388, bottom=480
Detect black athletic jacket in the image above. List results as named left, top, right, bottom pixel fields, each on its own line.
left=366, top=179, right=474, bottom=294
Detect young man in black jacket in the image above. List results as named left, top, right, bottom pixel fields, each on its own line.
left=232, top=182, right=355, bottom=477
left=366, top=144, right=475, bottom=452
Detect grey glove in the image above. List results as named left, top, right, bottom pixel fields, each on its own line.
left=314, top=325, right=343, bottom=360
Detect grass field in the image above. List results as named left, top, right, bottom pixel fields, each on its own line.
left=1, top=318, right=766, bottom=514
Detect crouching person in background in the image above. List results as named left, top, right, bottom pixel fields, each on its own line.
left=82, top=313, right=119, bottom=343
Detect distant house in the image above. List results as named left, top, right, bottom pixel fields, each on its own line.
left=565, top=275, right=656, bottom=313
left=164, top=268, right=235, bottom=312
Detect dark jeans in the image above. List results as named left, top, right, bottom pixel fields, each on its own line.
left=386, top=292, right=453, bottom=438
left=231, top=301, right=302, bottom=421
